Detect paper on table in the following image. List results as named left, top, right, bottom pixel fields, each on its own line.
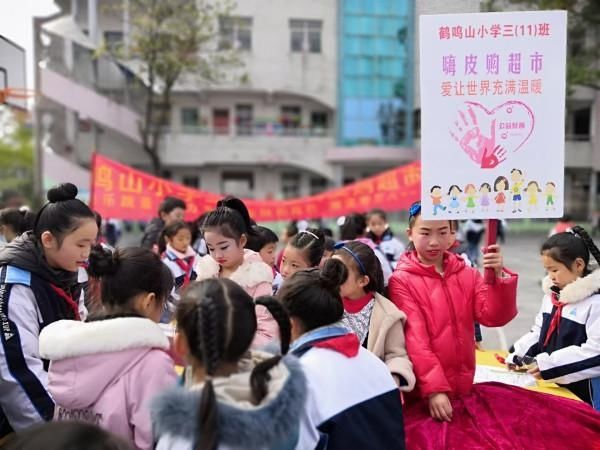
left=474, top=365, right=537, bottom=388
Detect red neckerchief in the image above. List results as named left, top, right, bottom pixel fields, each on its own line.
left=173, top=256, right=195, bottom=287
left=543, top=291, right=565, bottom=347
left=49, top=284, right=81, bottom=321
left=342, top=292, right=373, bottom=314
left=313, top=333, right=360, bottom=357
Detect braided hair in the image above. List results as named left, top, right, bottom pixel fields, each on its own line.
left=541, top=225, right=600, bottom=276
left=177, top=279, right=290, bottom=450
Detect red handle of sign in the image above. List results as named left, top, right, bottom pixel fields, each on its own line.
left=484, top=219, right=498, bottom=285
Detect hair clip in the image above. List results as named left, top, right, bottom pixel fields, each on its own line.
left=409, top=201, right=421, bottom=219
left=299, top=230, right=319, bottom=240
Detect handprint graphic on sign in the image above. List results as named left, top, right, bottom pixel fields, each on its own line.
left=449, top=101, right=534, bottom=169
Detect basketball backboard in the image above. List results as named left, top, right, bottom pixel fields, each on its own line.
left=0, top=35, right=26, bottom=110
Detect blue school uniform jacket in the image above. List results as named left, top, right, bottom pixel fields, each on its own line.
left=508, top=271, right=600, bottom=408
left=291, top=325, right=405, bottom=450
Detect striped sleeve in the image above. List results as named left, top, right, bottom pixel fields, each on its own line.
left=0, top=283, right=54, bottom=430
left=537, top=301, right=600, bottom=385
left=506, top=296, right=546, bottom=365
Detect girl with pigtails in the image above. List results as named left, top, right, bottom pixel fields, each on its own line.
left=151, top=279, right=306, bottom=450
left=508, top=225, right=600, bottom=410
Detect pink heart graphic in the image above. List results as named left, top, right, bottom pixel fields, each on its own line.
left=449, top=101, right=535, bottom=169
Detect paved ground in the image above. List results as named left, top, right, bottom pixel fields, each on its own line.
left=118, top=228, right=549, bottom=350
left=480, top=232, right=548, bottom=350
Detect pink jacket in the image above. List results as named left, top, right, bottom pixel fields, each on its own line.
left=39, top=317, right=177, bottom=450
left=195, top=249, right=278, bottom=348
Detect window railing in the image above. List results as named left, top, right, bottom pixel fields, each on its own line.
left=165, top=123, right=334, bottom=137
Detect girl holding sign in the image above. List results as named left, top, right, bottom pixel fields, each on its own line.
left=388, top=202, right=600, bottom=447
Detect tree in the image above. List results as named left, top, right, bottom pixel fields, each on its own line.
left=0, top=106, right=34, bottom=204
left=105, top=0, right=241, bottom=175
left=483, top=0, right=600, bottom=91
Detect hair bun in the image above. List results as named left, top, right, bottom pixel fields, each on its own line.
left=87, top=245, right=120, bottom=277
left=47, top=183, right=78, bottom=203
left=319, top=258, right=348, bottom=292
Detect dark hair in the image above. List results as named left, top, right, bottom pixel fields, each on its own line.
left=158, top=221, right=192, bottom=254
left=284, top=222, right=298, bottom=239
left=527, top=181, right=541, bottom=191
left=278, top=258, right=347, bottom=332
left=541, top=226, right=600, bottom=276
left=176, top=279, right=290, bottom=450
left=430, top=185, right=442, bottom=192
left=340, top=213, right=367, bottom=240
left=245, top=225, right=279, bottom=253
left=324, top=236, right=335, bottom=253
left=4, top=421, right=132, bottom=450
left=334, top=241, right=384, bottom=294
left=87, top=246, right=174, bottom=315
left=320, top=227, right=333, bottom=238
left=448, top=184, right=462, bottom=195
left=546, top=182, right=556, bottom=187
left=480, top=183, right=491, bottom=191
left=494, top=176, right=509, bottom=191
left=34, top=183, right=96, bottom=245
left=0, top=207, right=35, bottom=236
left=201, top=196, right=256, bottom=241
left=158, top=196, right=186, bottom=216
left=511, top=168, right=523, bottom=176
left=367, top=209, right=387, bottom=222
left=288, top=228, right=325, bottom=267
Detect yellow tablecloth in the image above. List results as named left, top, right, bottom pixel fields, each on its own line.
left=476, top=350, right=581, bottom=401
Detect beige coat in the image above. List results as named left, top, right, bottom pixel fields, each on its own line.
left=367, top=293, right=415, bottom=392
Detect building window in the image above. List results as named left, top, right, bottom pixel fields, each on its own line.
left=280, top=106, right=302, bottom=133
left=281, top=172, right=301, bottom=199
left=222, top=171, right=254, bottom=197
left=182, top=175, right=199, bottom=188
left=573, top=107, right=591, bottom=139
left=181, top=107, right=199, bottom=130
left=289, top=19, right=322, bottom=53
left=103, top=31, right=123, bottom=51
left=310, top=176, right=328, bottom=195
left=212, top=109, right=230, bottom=135
left=310, top=111, right=328, bottom=135
left=219, top=16, right=252, bottom=50
left=235, top=104, right=253, bottom=136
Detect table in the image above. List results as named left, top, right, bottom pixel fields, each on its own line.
left=476, top=350, right=581, bottom=401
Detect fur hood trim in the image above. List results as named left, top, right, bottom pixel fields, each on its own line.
left=542, top=269, right=600, bottom=304
left=194, top=250, right=273, bottom=288
left=151, top=353, right=306, bottom=447
left=39, top=317, right=169, bottom=361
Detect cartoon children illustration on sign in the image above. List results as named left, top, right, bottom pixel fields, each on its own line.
left=430, top=185, right=447, bottom=216
left=447, top=185, right=462, bottom=214
left=525, top=180, right=542, bottom=211
left=479, top=183, right=492, bottom=213
left=510, top=168, right=524, bottom=213
left=464, top=183, right=477, bottom=213
left=493, top=176, right=509, bottom=213
left=545, top=182, right=556, bottom=211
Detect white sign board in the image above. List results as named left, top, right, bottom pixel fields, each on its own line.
left=419, top=11, right=567, bottom=219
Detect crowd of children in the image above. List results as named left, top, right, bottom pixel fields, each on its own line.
left=0, top=183, right=599, bottom=449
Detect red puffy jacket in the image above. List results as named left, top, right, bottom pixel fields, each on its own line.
left=388, top=251, right=518, bottom=399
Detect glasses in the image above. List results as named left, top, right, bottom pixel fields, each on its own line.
left=333, top=243, right=367, bottom=275
left=409, top=201, right=421, bottom=219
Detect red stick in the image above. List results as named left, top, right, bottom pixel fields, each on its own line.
left=484, top=219, right=498, bottom=285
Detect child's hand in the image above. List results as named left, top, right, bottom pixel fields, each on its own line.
left=482, top=244, right=503, bottom=277
left=527, top=366, right=542, bottom=380
left=428, top=392, right=453, bottom=422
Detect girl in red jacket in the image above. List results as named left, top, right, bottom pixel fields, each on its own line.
left=389, top=202, right=600, bottom=448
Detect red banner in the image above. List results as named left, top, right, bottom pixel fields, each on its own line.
left=90, top=153, right=420, bottom=221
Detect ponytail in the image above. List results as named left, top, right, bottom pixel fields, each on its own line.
left=255, top=296, right=291, bottom=354
left=571, top=226, right=600, bottom=268
left=250, top=355, right=282, bottom=405
left=195, top=298, right=223, bottom=450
